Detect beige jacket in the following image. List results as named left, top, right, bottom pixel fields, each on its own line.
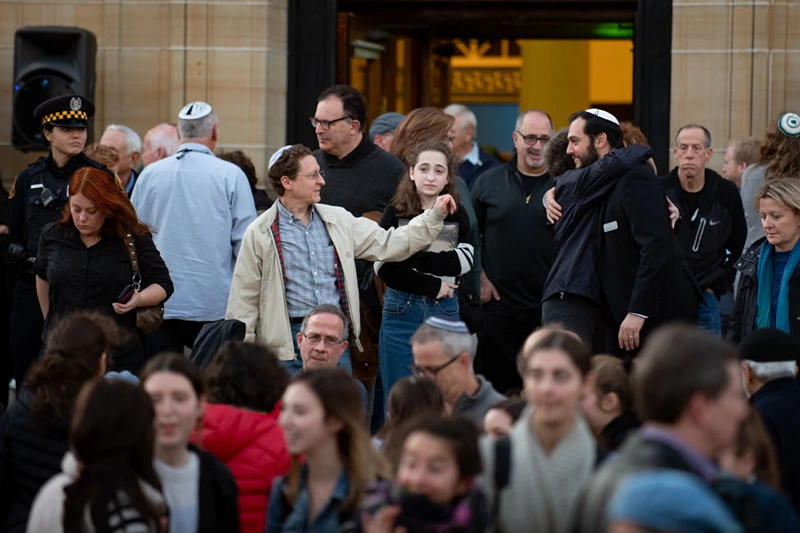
left=226, top=201, right=446, bottom=361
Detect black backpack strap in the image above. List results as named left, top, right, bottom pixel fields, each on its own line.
left=491, top=436, right=511, bottom=530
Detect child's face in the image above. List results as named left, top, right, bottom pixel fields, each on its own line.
left=396, top=431, right=469, bottom=505
left=410, top=150, right=449, bottom=204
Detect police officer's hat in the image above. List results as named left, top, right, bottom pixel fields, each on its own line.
left=34, top=94, right=94, bottom=129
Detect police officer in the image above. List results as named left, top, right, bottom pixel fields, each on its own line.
left=7, top=94, right=111, bottom=389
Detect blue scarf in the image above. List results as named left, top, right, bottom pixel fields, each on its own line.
left=756, top=240, right=800, bottom=333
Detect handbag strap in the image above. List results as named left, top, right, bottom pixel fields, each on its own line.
left=124, top=234, right=143, bottom=291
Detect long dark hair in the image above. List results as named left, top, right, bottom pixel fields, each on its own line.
left=27, top=311, right=124, bottom=430
left=391, top=140, right=459, bottom=218
left=63, top=378, right=164, bottom=532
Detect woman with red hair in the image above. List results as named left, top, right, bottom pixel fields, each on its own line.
left=35, top=166, right=172, bottom=374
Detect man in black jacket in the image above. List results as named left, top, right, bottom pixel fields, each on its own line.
left=739, top=328, right=800, bottom=513
left=662, top=124, right=746, bottom=336
left=577, top=325, right=749, bottom=533
left=566, top=109, right=699, bottom=356
left=471, top=109, right=554, bottom=393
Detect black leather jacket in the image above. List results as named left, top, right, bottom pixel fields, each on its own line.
left=728, top=238, right=800, bottom=344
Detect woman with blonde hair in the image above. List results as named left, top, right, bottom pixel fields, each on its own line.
left=730, top=178, right=800, bottom=342
left=267, top=368, right=387, bottom=532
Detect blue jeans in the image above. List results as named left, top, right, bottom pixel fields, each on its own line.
left=379, top=289, right=459, bottom=408
left=282, top=321, right=352, bottom=376
left=698, top=291, right=721, bottom=336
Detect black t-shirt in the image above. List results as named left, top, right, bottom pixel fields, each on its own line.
left=517, top=170, right=543, bottom=200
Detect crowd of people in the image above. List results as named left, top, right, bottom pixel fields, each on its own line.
left=1, top=85, right=800, bottom=532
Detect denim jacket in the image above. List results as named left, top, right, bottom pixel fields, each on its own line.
left=266, top=466, right=355, bottom=533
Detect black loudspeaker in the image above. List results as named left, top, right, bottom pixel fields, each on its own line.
left=12, top=26, right=97, bottom=152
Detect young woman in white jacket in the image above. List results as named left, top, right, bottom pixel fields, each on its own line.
left=27, top=378, right=167, bottom=533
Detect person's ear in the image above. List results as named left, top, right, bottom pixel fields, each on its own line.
left=704, top=147, right=713, bottom=163
left=43, top=129, right=53, bottom=143
left=340, top=339, right=349, bottom=353
left=296, top=331, right=304, bottom=347
left=600, top=392, right=620, bottom=413
left=211, top=123, right=219, bottom=142
left=350, top=120, right=361, bottom=135
left=595, top=132, right=607, bottom=150
left=98, top=352, right=108, bottom=375
left=738, top=161, right=748, bottom=175
left=281, top=175, right=294, bottom=191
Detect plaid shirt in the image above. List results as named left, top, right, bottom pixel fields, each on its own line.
left=273, top=201, right=349, bottom=323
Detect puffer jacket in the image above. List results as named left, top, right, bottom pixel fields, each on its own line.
left=0, top=389, right=69, bottom=533
left=194, top=403, right=290, bottom=533
left=728, top=238, right=800, bottom=343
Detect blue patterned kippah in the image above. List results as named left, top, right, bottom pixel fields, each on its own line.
left=424, top=316, right=469, bottom=333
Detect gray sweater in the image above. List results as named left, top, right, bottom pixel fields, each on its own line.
left=741, top=163, right=767, bottom=249
left=452, top=375, right=506, bottom=427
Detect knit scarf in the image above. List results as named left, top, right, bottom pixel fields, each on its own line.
left=756, top=240, right=800, bottom=333
left=494, top=410, right=595, bottom=533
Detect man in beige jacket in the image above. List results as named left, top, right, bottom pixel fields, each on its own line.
left=226, top=144, right=456, bottom=373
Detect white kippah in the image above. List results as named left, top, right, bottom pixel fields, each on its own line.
left=585, top=108, right=620, bottom=126
left=268, top=145, right=293, bottom=170
left=178, top=101, right=213, bottom=120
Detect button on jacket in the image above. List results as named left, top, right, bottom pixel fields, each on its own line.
left=35, top=223, right=173, bottom=334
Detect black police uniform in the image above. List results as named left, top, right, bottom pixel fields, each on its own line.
left=6, top=94, right=109, bottom=388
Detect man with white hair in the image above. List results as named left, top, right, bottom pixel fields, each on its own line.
left=100, top=124, right=141, bottom=196
left=410, top=316, right=505, bottom=427
left=141, top=122, right=180, bottom=167
left=739, top=327, right=800, bottom=511
left=132, top=102, right=256, bottom=354
left=444, top=103, right=500, bottom=189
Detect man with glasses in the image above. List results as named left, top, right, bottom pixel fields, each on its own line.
left=226, top=144, right=457, bottom=376
left=410, top=316, right=505, bottom=427
left=470, top=108, right=555, bottom=394
left=312, top=85, right=407, bottom=218
left=297, top=304, right=369, bottom=410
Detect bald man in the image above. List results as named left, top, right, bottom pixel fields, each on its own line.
left=141, top=123, right=180, bottom=167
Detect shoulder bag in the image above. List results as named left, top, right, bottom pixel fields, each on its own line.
left=124, top=234, right=164, bottom=335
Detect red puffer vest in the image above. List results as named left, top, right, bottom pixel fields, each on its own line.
left=194, top=403, right=290, bottom=533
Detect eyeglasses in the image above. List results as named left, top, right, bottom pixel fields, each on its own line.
left=409, top=355, right=461, bottom=378
left=310, top=116, right=351, bottom=131
left=298, top=170, right=325, bottom=180
left=516, top=132, right=551, bottom=146
left=302, top=333, right=344, bottom=349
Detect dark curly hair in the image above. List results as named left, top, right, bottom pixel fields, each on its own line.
left=268, top=144, right=314, bottom=196
left=545, top=127, right=575, bottom=178
left=27, top=311, right=125, bottom=431
left=206, top=341, right=289, bottom=413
